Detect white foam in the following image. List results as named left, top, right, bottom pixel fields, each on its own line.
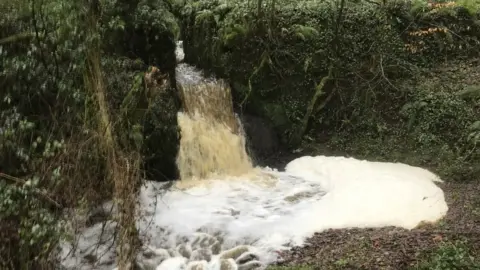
left=60, top=155, right=448, bottom=269
left=138, top=155, right=448, bottom=265
left=156, top=257, right=188, bottom=270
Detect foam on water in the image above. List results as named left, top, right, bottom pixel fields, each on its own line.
left=137, top=155, right=448, bottom=267
left=59, top=155, right=448, bottom=270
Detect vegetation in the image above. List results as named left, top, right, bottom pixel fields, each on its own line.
left=1, top=0, right=179, bottom=268
left=177, top=0, right=480, bottom=181
left=266, top=239, right=480, bottom=270
left=413, top=240, right=480, bottom=270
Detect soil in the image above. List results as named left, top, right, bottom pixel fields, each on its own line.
left=271, top=181, right=480, bottom=269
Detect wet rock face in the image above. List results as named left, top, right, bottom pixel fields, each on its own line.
left=240, top=114, right=280, bottom=161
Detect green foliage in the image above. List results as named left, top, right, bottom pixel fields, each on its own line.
left=398, top=62, right=480, bottom=167
left=177, top=0, right=408, bottom=143
left=457, top=0, right=480, bottom=15
left=1, top=0, right=179, bottom=268
left=389, top=0, right=480, bottom=62
left=178, top=0, right=479, bottom=181
left=0, top=0, right=95, bottom=267
left=400, top=89, right=477, bottom=149
left=413, top=240, right=480, bottom=270
left=290, top=24, right=319, bottom=41
left=0, top=180, right=64, bottom=269
left=102, top=57, right=181, bottom=180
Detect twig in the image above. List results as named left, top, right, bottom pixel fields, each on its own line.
left=315, top=85, right=337, bottom=114
left=0, top=32, right=35, bottom=44
left=379, top=54, right=400, bottom=92
left=30, top=0, right=54, bottom=78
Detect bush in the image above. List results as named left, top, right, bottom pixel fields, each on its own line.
left=400, top=85, right=478, bottom=151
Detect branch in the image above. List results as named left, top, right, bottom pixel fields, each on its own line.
left=0, top=32, right=35, bottom=44
left=315, top=85, right=337, bottom=114
left=291, top=65, right=334, bottom=145
left=30, top=0, right=54, bottom=78
left=379, top=54, right=400, bottom=91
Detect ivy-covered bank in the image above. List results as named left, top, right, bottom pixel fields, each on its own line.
left=176, top=0, right=480, bottom=181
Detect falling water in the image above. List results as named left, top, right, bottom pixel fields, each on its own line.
left=175, top=42, right=253, bottom=182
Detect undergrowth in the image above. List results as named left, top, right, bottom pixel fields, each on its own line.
left=412, top=240, right=480, bottom=270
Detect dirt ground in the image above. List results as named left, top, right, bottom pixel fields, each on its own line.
left=271, top=181, right=480, bottom=269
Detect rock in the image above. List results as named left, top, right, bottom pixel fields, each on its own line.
left=83, top=254, right=97, bottom=264
left=176, top=235, right=190, bottom=245
left=190, top=248, right=212, bottom=261
left=139, top=256, right=169, bottom=270
left=154, top=248, right=171, bottom=259
left=240, top=114, right=280, bottom=159
left=220, top=259, right=237, bottom=270
left=137, top=247, right=171, bottom=270
left=219, top=246, right=250, bottom=260
left=168, top=248, right=182, bottom=257
left=190, top=232, right=223, bottom=255
left=98, top=255, right=115, bottom=267
left=210, top=240, right=222, bottom=255
left=209, top=258, right=237, bottom=270
left=191, top=233, right=214, bottom=249
left=238, top=261, right=263, bottom=270
left=176, top=243, right=192, bottom=258
left=236, top=252, right=259, bottom=264
left=143, top=247, right=163, bottom=259
left=186, top=260, right=208, bottom=270
left=85, top=206, right=111, bottom=227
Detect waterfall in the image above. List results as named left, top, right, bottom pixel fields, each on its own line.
left=175, top=42, right=253, bottom=182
